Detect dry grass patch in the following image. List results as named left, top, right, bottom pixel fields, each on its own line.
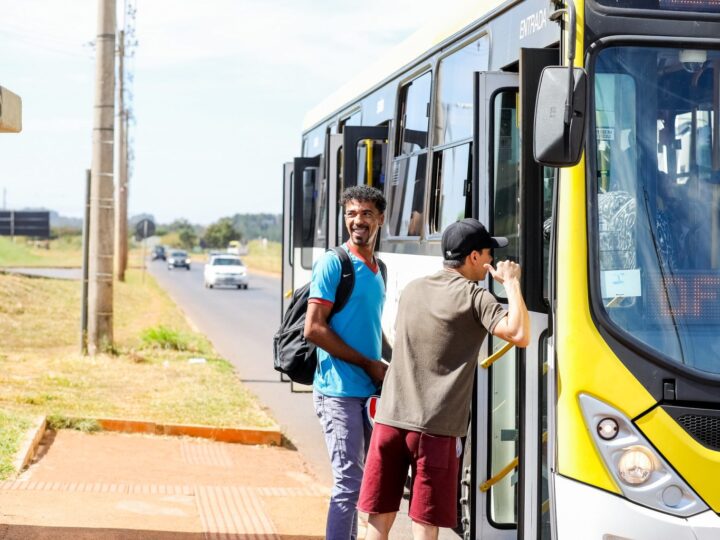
left=0, top=268, right=276, bottom=478
left=0, top=349, right=273, bottom=429
left=0, top=273, right=80, bottom=349
left=242, top=239, right=280, bottom=275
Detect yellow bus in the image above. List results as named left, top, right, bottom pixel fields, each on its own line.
left=281, top=0, right=720, bottom=537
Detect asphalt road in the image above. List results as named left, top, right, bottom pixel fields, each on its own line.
left=148, top=260, right=458, bottom=539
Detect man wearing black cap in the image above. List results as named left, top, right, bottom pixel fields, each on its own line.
left=357, top=218, right=530, bottom=540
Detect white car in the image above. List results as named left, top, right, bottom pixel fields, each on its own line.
left=167, top=250, right=191, bottom=270
left=203, top=256, right=248, bottom=289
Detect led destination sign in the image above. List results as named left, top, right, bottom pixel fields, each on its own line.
left=659, top=0, right=720, bottom=12
left=596, top=0, right=720, bottom=13
left=644, top=272, right=720, bottom=323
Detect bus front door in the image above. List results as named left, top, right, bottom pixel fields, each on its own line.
left=470, top=53, right=555, bottom=540
left=469, top=70, right=521, bottom=540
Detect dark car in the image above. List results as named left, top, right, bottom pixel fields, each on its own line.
left=167, top=250, right=191, bottom=270
left=151, top=245, right=166, bottom=261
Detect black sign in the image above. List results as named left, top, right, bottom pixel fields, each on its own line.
left=135, top=219, right=156, bottom=240
left=0, top=211, right=50, bottom=238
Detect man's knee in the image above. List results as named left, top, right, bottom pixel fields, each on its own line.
left=411, top=520, right=439, bottom=540
left=368, top=512, right=396, bottom=534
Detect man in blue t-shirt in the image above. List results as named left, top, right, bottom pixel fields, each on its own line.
left=304, top=185, right=388, bottom=540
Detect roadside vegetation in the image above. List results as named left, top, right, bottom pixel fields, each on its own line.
left=0, top=235, right=83, bottom=267
left=0, top=267, right=276, bottom=480
left=0, top=410, right=31, bottom=479
left=242, top=239, right=281, bottom=274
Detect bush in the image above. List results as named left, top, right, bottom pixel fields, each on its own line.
left=47, top=414, right=101, bottom=433
left=140, top=325, right=190, bottom=351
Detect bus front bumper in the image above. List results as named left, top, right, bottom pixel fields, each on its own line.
left=555, top=474, right=719, bottom=540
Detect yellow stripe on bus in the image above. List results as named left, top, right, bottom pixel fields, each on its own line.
left=636, top=407, right=720, bottom=511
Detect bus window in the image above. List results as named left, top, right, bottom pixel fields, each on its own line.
left=435, top=35, right=489, bottom=146
left=314, top=173, right=327, bottom=246
left=340, top=109, right=362, bottom=132
left=539, top=333, right=551, bottom=539
left=488, top=336, right=518, bottom=526
left=356, top=139, right=388, bottom=193
left=428, top=38, right=489, bottom=235
left=388, top=72, right=432, bottom=237
left=430, top=143, right=471, bottom=234
left=491, top=89, right=521, bottom=298
left=543, top=167, right=555, bottom=302
left=593, top=46, right=720, bottom=375
left=301, top=167, right=318, bottom=269
left=388, top=154, right=427, bottom=237
left=396, top=72, right=432, bottom=156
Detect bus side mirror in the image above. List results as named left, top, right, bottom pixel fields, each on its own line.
left=533, top=66, right=587, bottom=167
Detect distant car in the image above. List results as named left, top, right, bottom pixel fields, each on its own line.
left=226, top=240, right=242, bottom=255
left=204, top=256, right=248, bottom=289
left=151, top=245, right=166, bottom=261
left=167, top=250, right=191, bottom=270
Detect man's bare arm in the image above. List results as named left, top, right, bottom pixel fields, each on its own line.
left=485, top=261, right=531, bottom=347
left=304, top=302, right=387, bottom=383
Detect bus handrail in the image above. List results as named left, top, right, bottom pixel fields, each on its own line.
left=480, top=342, right=514, bottom=369
left=479, top=431, right=548, bottom=493
left=480, top=457, right=518, bottom=492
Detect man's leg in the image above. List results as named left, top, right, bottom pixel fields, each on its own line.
left=313, top=391, right=367, bottom=540
left=411, top=520, right=439, bottom=540
left=365, top=512, right=397, bottom=540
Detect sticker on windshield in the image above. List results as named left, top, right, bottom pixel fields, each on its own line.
left=597, top=127, right=615, bottom=141
left=601, top=269, right=641, bottom=299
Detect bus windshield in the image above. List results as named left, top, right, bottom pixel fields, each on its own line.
left=592, top=45, right=720, bottom=376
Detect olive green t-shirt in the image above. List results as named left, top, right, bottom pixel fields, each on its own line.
left=375, top=270, right=506, bottom=437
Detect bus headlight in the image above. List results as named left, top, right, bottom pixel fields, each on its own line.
left=617, top=446, right=653, bottom=485
left=579, top=394, right=708, bottom=517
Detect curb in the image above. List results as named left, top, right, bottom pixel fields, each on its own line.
left=93, top=418, right=282, bottom=446
left=12, top=415, right=47, bottom=475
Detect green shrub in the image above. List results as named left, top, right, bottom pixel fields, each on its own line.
left=140, top=325, right=190, bottom=351
left=47, top=414, right=101, bottom=433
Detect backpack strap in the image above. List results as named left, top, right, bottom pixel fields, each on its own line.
left=377, top=257, right=387, bottom=287
left=330, top=246, right=355, bottom=317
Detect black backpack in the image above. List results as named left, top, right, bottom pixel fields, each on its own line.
left=273, top=246, right=387, bottom=385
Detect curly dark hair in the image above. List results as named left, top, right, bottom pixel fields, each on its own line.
left=340, top=185, right=387, bottom=214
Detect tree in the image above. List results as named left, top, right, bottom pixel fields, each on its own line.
left=202, top=217, right=242, bottom=249
left=231, top=213, right=281, bottom=242
left=178, top=226, right=197, bottom=250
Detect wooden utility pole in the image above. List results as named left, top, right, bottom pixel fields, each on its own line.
left=88, top=0, right=116, bottom=355
left=115, top=29, right=128, bottom=282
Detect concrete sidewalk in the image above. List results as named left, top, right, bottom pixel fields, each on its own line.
left=0, top=429, right=330, bottom=539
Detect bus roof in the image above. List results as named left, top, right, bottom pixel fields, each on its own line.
left=302, top=0, right=509, bottom=131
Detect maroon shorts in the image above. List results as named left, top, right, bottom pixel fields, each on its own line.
left=357, top=422, right=459, bottom=528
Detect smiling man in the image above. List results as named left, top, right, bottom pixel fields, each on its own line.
left=303, top=185, right=388, bottom=540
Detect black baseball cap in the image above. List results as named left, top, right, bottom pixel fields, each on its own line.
left=441, top=219, right=508, bottom=261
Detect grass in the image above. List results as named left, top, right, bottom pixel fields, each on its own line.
left=0, top=267, right=276, bottom=480
left=0, top=236, right=83, bottom=267
left=140, top=325, right=193, bottom=351
left=0, top=410, right=31, bottom=479
left=242, top=239, right=280, bottom=274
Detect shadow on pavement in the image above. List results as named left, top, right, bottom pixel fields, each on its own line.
left=0, top=525, right=324, bottom=539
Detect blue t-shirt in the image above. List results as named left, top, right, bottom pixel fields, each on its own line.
left=309, top=244, right=385, bottom=398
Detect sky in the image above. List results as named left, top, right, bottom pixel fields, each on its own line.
left=0, top=0, right=466, bottom=225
